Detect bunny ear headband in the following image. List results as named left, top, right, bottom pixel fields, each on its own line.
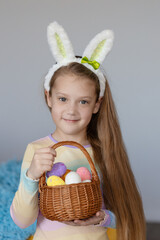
left=44, top=21, right=114, bottom=96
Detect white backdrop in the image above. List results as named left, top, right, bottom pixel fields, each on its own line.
left=0, top=0, right=160, bottom=222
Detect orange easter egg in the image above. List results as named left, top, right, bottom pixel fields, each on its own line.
left=61, top=169, right=71, bottom=181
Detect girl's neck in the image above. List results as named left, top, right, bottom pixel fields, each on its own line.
left=52, top=131, right=90, bottom=146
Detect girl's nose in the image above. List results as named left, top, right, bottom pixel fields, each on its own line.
left=67, top=102, right=77, bottom=115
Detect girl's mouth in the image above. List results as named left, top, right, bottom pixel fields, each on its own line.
left=63, top=119, right=79, bottom=123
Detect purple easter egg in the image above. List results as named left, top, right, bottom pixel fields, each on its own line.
left=47, top=162, right=67, bottom=178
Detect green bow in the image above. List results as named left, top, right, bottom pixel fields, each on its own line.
left=81, top=56, right=100, bottom=70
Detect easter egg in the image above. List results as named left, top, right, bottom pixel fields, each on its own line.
left=46, top=162, right=67, bottom=178
left=61, top=169, right=71, bottom=181
left=76, top=167, right=91, bottom=181
left=47, top=175, right=65, bottom=186
left=65, top=171, right=81, bottom=185
left=83, top=179, right=91, bottom=183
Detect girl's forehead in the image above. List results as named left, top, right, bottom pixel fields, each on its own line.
left=52, top=74, right=97, bottom=97
left=56, top=73, right=92, bottom=81
left=54, top=74, right=96, bottom=88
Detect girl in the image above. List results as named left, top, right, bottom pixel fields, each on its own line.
left=10, top=22, right=146, bottom=240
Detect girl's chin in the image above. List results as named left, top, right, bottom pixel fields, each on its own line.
left=55, top=129, right=86, bottom=139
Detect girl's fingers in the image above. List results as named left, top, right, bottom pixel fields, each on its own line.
left=36, top=147, right=56, bottom=156
left=73, top=211, right=105, bottom=226
left=96, top=211, right=105, bottom=218
left=41, top=159, right=54, bottom=167
left=28, top=146, right=58, bottom=179
left=62, top=221, right=78, bottom=226
left=40, top=164, right=54, bottom=173
left=35, top=153, right=55, bottom=161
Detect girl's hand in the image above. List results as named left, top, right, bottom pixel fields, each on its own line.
left=27, top=147, right=56, bottom=180
left=62, top=210, right=106, bottom=226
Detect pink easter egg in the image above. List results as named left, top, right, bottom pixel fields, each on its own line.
left=76, top=167, right=91, bottom=181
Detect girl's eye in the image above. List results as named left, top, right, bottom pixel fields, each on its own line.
left=59, top=97, right=67, bottom=102
left=80, top=100, right=88, bottom=104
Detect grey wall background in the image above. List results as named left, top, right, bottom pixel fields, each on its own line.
left=0, top=0, right=160, bottom=222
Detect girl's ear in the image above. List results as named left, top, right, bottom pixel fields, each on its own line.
left=45, top=91, right=52, bottom=108
left=93, top=97, right=103, bottom=114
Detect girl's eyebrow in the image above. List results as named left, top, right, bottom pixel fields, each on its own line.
left=79, top=96, right=92, bottom=100
left=55, top=92, right=69, bottom=97
left=56, top=92, right=68, bottom=95
left=56, top=92, right=92, bottom=99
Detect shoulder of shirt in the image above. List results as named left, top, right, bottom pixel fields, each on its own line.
left=26, top=136, right=53, bottom=151
left=26, top=136, right=93, bottom=154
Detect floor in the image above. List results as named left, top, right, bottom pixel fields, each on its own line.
left=147, top=222, right=160, bottom=240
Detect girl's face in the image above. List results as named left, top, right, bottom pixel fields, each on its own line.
left=46, top=74, right=101, bottom=143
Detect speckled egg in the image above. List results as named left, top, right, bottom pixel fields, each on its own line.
left=46, top=162, right=67, bottom=178
left=47, top=175, right=65, bottom=186
left=76, top=167, right=91, bottom=181
left=65, top=171, right=81, bottom=185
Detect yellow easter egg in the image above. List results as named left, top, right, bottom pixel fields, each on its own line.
left=47, top=175, right=65, bottom=186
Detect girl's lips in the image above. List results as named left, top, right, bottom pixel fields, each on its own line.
left=63, top=119, right=79, bottom=122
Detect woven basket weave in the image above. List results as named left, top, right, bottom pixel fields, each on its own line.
left=39, top=141, right=102, bottom=221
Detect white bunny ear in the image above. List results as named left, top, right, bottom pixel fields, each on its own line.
left=47, top=21, right=75, bottom=63
left=82, top=30, right=114, bottom=64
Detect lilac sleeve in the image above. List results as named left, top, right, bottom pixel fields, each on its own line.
left=99, top=209, right=116, bottom=228
left=96, top=184, right=116, bottom=228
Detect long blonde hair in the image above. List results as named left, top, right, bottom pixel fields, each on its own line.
left=45, top=62, right=146, bottom=240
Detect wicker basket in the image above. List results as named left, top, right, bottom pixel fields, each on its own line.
left=39, top=141, right=102, bottom=221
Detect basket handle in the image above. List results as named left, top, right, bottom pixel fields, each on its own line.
left=39, top=141, right=100, bottom=192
